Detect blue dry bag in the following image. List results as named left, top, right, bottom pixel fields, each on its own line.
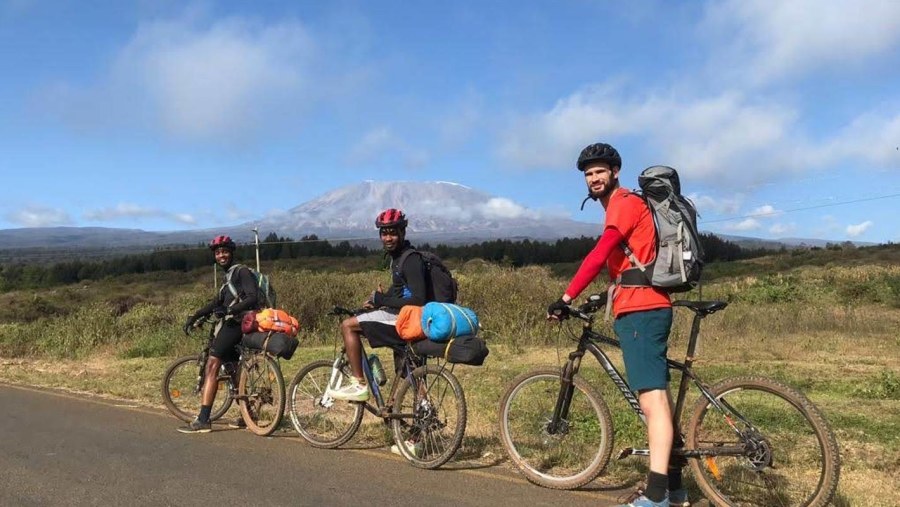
left=421, top=302, right=479, bottom=343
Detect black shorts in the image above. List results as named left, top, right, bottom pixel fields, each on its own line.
left=359, top=321, right=420, bottom=375
left=210, top=319, right=243, bottom=363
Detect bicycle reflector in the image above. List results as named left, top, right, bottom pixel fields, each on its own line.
left=171, top=389, right=181, bottom=398
left=705, top=457, right=722, bottom=481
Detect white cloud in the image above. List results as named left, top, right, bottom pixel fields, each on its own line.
left=83, top=203, right=196, bottom=225
left=39, top=12, right=320, bottom=142
left=478, top=198, right=539, bottom=220
left=769, top=223, right=795, bottom=235
left=688, top=193, right=743, bottom=215
left=703, top=0, right=900, bottom=85
left=5, top=205, right=73, bottom=227
left=724, top=218, right=762, bottom=232
left=348, top=126, right=429, bottom=169
left=748, top=205, right=781, bottom=218
left=846, top=220, right=873, bottom=237
left=497, top=86, right=797, bottom=182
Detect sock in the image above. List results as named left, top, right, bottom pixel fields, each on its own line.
left=645, top=471, right=668, bottom=503
left=199, top=404, right=212, bottom=422
left=668, top=465, right=683, bottom=492
left=355, top=376, right=367, bottom=386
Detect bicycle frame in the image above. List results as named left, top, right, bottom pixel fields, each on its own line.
left=552, top=306, right=749, bottom=459
left=323, top=341, right=444, bottom=422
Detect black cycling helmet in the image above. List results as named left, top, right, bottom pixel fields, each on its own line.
left=375, top=208, right=408, bottom=229
left=576, top=142, right=621, bottom=171
left=209, top=235, right=236, bottom=251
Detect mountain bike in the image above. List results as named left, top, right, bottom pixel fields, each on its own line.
left=497, top=295, right=840, bottom=506
left=162, top=315, right=286, bottom=436
left=287, top=306, right=467, bottom=469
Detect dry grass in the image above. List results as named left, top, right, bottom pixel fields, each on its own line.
left=1, top=249, right=899, bottom=504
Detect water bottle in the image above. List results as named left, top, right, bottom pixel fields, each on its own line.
left=369, top=354, right=387, bottom=386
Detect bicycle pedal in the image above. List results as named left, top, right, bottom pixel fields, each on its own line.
left=616, top=447, right=634, bottom=460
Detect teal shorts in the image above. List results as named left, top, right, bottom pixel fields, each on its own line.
left=613, top=307, right=673, bottom=392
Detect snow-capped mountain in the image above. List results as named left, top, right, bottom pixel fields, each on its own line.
left=246, top=180, right=600, bottom=241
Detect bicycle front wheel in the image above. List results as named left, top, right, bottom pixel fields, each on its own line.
left=498, top=368, right=613, bottom=490
left=391, top=364, right=467, bottom=469
left=161, top=355, right=233, bottom=423
left=238, top=354, right=286, bottom=436
left=687, top=376, right=840, bottom=507
left=288, top=359, right=364, bottom=448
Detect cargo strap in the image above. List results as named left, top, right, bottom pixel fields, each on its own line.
left=436, top=303, right=476, bottom=338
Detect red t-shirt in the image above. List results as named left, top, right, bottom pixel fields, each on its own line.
left=566, top=188, right=671, bottom=317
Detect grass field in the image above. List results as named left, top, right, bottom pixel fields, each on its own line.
left=1, top=245, right=899, bottom=505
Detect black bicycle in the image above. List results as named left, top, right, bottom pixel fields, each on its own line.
left=162, top=315, right=286, bottom=436
left=287, top=306, right=467, bottom=469
left=497, top=295, right=840, bottom=506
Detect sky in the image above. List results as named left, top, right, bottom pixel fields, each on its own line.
left=1, top=0, right=899, bottom=244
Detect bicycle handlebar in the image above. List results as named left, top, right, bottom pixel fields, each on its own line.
left=562, top=292, right=608, bottom=323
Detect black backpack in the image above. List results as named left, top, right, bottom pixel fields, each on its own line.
left=396, top=249, right=458, bottom=303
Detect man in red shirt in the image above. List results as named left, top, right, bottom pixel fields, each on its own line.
left=547, top=143, right=684, bottom=507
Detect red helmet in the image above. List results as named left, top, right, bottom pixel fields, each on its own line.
left=375, top=208, right=408, bottom=229
left=209, top=235, right=236, bottom=251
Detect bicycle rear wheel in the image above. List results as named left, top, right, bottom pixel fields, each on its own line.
left=391, top=364, right=466, bottom=469
left=238, top=353, right=285, bottom=436
left=498, top=368, right=613, bottom=490
left=288, top=359, right=364, bottom=448
left=161, top=355, right=233, bottom=422
left=687, top=376, right=840, bottom=507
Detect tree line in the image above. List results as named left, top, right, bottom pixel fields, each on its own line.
left=0, top=231, right=767, bottom=291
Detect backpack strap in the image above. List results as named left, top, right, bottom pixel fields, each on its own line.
left=395, top=248, right=420, bottom=276
left=224, top=263, right=246, bottom=306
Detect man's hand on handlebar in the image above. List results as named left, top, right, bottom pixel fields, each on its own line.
left=547, top=297, right=571, bottom=321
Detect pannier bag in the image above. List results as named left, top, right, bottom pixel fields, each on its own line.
left=241, top=331, right=299, bottom=360
left=412, top=335, right=489, bottom=366
left=421, top=302, right=479, bottom=343
left=241, top=308, right=300, bottom=337
left=395, top=305, right=426, bottom=342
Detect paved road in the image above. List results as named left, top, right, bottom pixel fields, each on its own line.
left=0, top=383, right=629, bottom=506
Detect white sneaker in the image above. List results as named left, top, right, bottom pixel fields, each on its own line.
left=391, top=439, right=423, bottom=458
left=328, top=378, right=370, bottom=402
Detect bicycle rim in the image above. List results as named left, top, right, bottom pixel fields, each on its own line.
left=498, top=368, right=613, bottom=490
left=239, top=354, right=285, bottom=436
left=162, top=355, right=233, bottom=423
left=391, top=365, right=467, bottom=469
left=288, top=359, right=364, bottom=448
left=687, top=376, right=840, bottom=507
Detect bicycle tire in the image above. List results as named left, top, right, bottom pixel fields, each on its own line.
left=391, top=364, right=467, bottom=469
left=686, top=375, right=840, bottom=507
left=287, top=359, right=365, bottom=448
left=498, top=368, right=614, bottom=490
left=161, top=355, right=233, bottom=422
left=238, top=353, right=286, bottom=436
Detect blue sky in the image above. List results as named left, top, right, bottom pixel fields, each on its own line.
left=1, top=0, right=899, bottom=243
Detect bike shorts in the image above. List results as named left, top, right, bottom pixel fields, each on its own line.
left=210, top=318, right=243, bottom=363
left=357, top=315, right=421, bottom=375
left=613, top=307, right=673, bottom=392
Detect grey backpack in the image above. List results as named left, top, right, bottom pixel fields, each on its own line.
left=224, top=264, right=277, bottom=309
left=618, top=166, right=703, bottom=293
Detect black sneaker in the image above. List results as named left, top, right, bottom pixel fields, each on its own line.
left=227, top=416, right=246, bottom=429
left=177, top=418, right=212, bottom=434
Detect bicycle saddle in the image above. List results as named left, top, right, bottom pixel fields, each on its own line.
left=672, top=300, right=728, bottom=316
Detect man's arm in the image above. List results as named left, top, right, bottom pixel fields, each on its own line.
left=563, top=227, right=623, bottom=301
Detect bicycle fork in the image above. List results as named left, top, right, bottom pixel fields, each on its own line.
left=547, top=352, right=583, bottom=435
